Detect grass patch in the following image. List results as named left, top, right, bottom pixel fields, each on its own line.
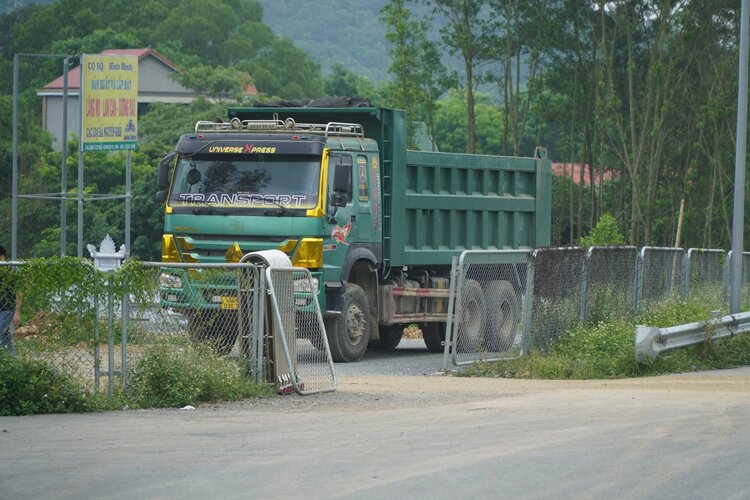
left=461, top=297, right=750, bottom=379
left=126, top=343, right=274, bottom=408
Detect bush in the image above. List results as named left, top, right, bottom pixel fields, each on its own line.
left=0, top=349, right=96, bottom=416
left=579, top=213, right=625, bottom=247
left=127, top=343, right=272, bottom=408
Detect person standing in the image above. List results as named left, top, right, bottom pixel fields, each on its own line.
left=0, top=245, right=21, bottom=356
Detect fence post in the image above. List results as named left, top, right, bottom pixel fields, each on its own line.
left=580, top=248, right=591, bottom=324
left=442, top=256, right=459, bottom=372
left=635, top=248, right=644, bottom=313
left=522, top=254, right=535, bottom=355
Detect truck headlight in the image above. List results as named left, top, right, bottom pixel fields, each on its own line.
left=293, top=276, right=319, bottom=294
left=159, top=272, right=183, bottom=289
left=292, top=238, right=323, bottom=268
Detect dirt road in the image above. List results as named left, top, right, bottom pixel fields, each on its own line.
left=2, top=368, right=749, bottom=499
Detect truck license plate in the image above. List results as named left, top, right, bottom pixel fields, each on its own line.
left=220, top=296, right=238, bottom=310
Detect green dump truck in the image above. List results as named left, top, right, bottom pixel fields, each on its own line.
left=156, top=99, right=551, bottom=361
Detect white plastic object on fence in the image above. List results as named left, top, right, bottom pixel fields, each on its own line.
left=634, top=311, right=750, bottom=361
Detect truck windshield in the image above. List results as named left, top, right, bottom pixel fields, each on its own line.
left=169, top=153, right=321, bottom=211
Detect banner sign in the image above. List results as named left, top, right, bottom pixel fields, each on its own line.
left=80, top=54, right=138, bottom=151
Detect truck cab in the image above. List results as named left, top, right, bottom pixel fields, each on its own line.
left=157, top=115, right=383, bottom=361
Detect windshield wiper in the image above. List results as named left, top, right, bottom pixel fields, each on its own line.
left=264, top=199, right=291, bottom=217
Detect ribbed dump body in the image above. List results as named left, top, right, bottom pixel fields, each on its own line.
left=391, top=149, right=551, bottom=267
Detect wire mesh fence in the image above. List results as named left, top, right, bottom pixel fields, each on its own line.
left=122, top=262, right=261, bottom=391
left=584, top=246, right=638, bottom=323
left=638, top=247, right=686, bottom=311
left=266, top=267, right=335, bottom=395
left=3, top=259, right=101, bottom=391
left=686, top=249, right=727, bottom=306
left=447, top=250, right=532, bottom=366
left=529, top=247, right=586, bottom=350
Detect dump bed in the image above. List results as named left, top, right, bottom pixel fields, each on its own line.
left=227, top=105, right=551, bottom=268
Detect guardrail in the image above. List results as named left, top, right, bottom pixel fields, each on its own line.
left=634, top=311, right=750, bottom=361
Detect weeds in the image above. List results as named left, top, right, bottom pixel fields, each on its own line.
left=462, top=297, right=749, bottom=380
left=126, top=343, right=273, bottom=408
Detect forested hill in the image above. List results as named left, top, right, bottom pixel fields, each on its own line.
left=258, top=0, right=430, bottom=83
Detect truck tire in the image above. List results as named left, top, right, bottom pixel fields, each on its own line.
left=188, top=310, right=238, bottom=356
left=455, top=279, right=487, bottom=353
left=324, top=283, right=370, bottom=362
left=369, top=324, right=403, bottom=350
left=421, top=322, right=446, bottom=353
left=483, top=280, right=520, bottom=351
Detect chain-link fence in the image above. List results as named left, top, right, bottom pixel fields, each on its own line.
left=584, top=246, right=638, bottom=322
left=266, top=267, right=335, bottom=395
left=529, top=247, right=586, bottom=350
left=122, top=262, right=261, bottom=391
left=5, top=258, right=333, bottom=398
left=686, top=249, right=727, bottom=304
left=445, top=246, right=735, bottom=368
left=446, top=250, right=533, bottom=366
left=638, top=247, right=686, bottom=311
left=3, top=259, right=101, bottom=391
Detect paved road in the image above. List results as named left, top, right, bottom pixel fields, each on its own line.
left=2, top=357, right=750, bottom=500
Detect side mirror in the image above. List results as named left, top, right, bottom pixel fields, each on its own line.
left=331, top=156, right=352, bottom=207
left=157, top=151, right=176, bottom=191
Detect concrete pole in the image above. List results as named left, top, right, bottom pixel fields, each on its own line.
left=11, top=54, right=19, bottom=260
left=61, top=57, right=69, bottom=256
left=731, top=0, right=750, bottom=313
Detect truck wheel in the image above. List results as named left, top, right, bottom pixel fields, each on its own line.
left=188, top=310, right=238, bottom=356
left=483, top=280, right=520, bottom=351
left=421, top=323, right=446, bottom=353
left=369, top=324, right=403, bottom=350
left=324, top=284, right=370, bottom=362
left=455, top=279, right=487, bottom=353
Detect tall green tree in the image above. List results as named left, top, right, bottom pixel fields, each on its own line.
left=427, top=0, right=492, bottom=153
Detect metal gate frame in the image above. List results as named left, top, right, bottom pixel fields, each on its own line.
left=443, top=250, right=534, bottom=369
left=265, top=266, right=336, bottom=395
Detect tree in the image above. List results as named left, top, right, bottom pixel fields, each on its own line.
left=427, top=0, right=493, bottom=153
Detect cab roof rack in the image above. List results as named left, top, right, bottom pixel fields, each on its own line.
left=195, top=115, right=364, bottom=138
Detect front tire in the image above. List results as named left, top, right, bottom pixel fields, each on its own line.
left=325, top=284, right=370, bottom=362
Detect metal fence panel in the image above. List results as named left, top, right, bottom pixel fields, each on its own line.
left=686, top=248, right=726, bottom=306
left=124, top=262, right=261, bottom=394
left=530, top=248, right=587, bottom=350
left=585, top=247, right=638, bottom=322
left=2, top=260, right=101, bottom=391
left=638, top=247, right=686, bottom=310
left=446, top=250, right=533, bottom=367
left=266, top=267, right=335, bottom=395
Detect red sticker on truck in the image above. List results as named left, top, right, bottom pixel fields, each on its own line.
left=331, top=217, right=353, bottom=246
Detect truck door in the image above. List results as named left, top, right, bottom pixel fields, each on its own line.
left=328, top=153, right=358, bottom=247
